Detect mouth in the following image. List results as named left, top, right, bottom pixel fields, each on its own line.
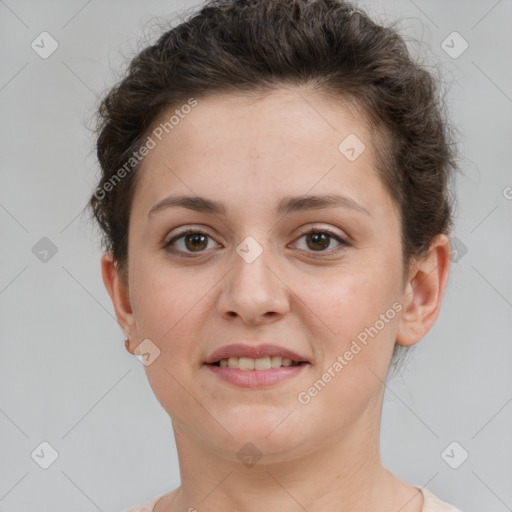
left=205, top=343, right=310, bottom=366
left=205, top=359, right=310, bottom=388
left=203, top=344, right=311, bottom=388
left=207, top=356, right=308, bottom=370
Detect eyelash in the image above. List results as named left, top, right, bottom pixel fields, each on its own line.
left=163, top=226, right=350, bottom=258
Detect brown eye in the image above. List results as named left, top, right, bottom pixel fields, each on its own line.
left=305, top=232, right=331, bottom=251
left=184, top=233, right=208, bottom=252
left=294, top=228, right=349, bottom=255
left=164, top=230, right=218, bottom=256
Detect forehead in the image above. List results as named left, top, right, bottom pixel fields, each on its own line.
left=147, top=88, right=369, bottom=161
left=131, top=87, right=395, bottom=221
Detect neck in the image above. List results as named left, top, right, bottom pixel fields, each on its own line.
left=160, top=396, right=420, bottom=512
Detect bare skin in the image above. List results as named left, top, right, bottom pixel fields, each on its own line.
left=101, top=87, right=451, bottom=511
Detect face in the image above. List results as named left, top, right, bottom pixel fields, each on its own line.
left=107, top=88, right=428, bottom=462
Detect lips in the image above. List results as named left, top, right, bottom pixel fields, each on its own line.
left=205, top=343, right=309, bottom=365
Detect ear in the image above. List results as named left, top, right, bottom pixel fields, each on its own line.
left=101, top=252, right=136, bottom=354
left=396, top=234, right=451, bottom=347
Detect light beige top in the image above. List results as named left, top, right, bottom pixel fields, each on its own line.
left=124, top=486, right=462, bottom=511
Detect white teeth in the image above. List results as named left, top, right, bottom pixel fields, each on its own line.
left=216, top=356, right=300, bottom=370
left=270, top=356, right=282, bottom=368
left=239, top=357, right=255, bottom=370
left=255, top=357, right=271, bottom=370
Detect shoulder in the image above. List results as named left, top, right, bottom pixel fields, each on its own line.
left=420, top=487, right=463, bottom=512
left=122, top=487, right=462, bottom=512
left=122, top=495, right=163, bottom=512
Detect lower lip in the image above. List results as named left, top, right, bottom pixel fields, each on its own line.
left=205, top=363, right=309, bottom=388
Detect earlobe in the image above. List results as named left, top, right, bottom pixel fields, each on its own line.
left=396, top=234, right=451, bottom=347
left=100, top=252, right=136, bottom=350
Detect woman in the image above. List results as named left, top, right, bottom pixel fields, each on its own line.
left=89, top=0, right=461, bottom=510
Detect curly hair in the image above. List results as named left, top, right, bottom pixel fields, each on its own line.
left=88, top=0, right=458, bottom=287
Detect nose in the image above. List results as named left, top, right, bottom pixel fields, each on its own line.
left=217, top=241, right=290, bottom=326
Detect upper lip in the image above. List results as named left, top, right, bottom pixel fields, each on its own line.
left=205, top=344, right=310, bottom=364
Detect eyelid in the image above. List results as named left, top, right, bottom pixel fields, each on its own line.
left=295, top=223, right=346, bottom=238
left=294, top=224, right=350, bottom=245
left=164, top=225, right=217, bottom=243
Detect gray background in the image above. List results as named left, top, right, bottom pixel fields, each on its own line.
left=1, top=0, right=511, bottom=511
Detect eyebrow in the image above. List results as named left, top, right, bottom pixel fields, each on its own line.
left=148, top=193, right=371, bottom=217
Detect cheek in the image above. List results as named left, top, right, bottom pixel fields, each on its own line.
left=129, top=262, right=218, bottom=417
left=130, top=249, right=204, bottom=330
left=298, top=256, right=402, bottom=402
left=294, top=271, right=400, bottom=426
left=299, top=261, right=400, bottom=342
left=129, top=257, right=223, bottom=372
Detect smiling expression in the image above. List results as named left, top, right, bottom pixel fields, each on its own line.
left=112, top=87, right=413, bottom=459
